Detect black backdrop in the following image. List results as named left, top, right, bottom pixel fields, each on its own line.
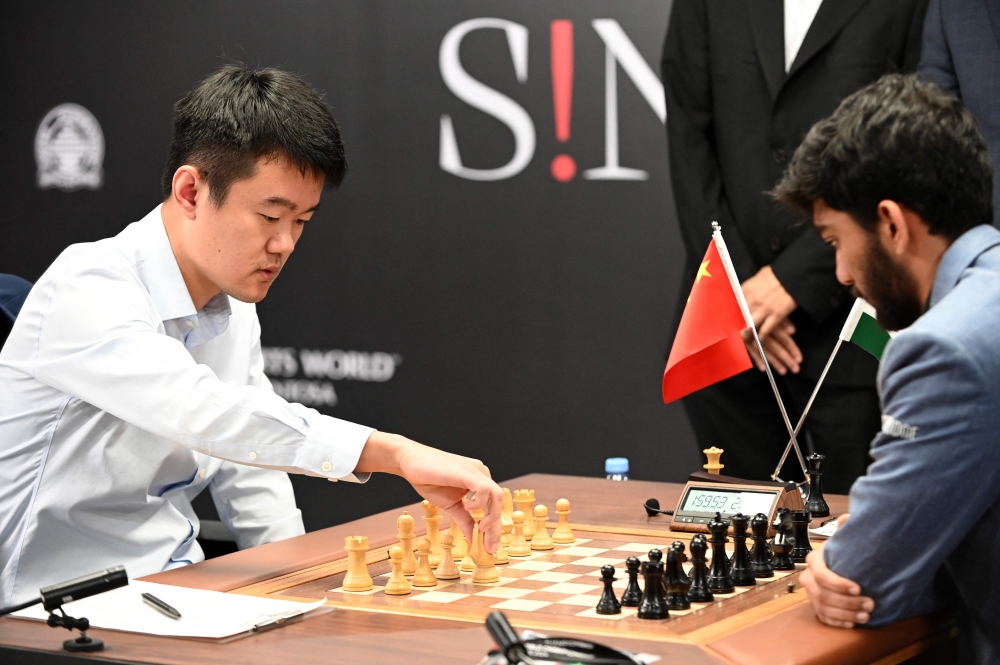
left=1, top=1, right=700, bottom=532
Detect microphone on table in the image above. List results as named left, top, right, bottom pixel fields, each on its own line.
left=0, top=565, right=128, bottom=654
left=643, top=498, right=673, bottom=517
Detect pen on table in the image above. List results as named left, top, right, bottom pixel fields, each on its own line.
left=142, top=592, right=181, bottom=620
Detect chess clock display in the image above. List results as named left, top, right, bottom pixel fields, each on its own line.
left=669, top=482, right=804, bottom=537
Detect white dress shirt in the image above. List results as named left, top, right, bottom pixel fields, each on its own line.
left=0, top=206, right=374, bottom=605
left=784, top=0, right=824, bottom=72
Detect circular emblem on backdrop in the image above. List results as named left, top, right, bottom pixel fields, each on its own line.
left=34, top=103, right=104, bottom=191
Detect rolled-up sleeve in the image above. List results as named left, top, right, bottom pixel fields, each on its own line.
left=31, top=261, right=374, bottom=480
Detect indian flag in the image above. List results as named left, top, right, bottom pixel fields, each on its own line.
left=840, top=298, right=894, bottom=361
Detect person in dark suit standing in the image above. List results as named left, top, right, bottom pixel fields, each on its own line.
left=919, top=0, right=1000, bottom=225
left=661, top=0, right=929, bottom=492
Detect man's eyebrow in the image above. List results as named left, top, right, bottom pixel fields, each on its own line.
left=260, top=197, right=321, bottom=214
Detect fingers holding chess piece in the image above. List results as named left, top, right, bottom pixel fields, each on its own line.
left=507, top=510, right=531, bottom=557
left=412, top=538, right=438, bottom=587
left=552, top=498, right=575, bottom=544
left=421, top=500, right=444, bottom=567
left=596, top=565, right=622, bottom=615
left=397, top=511, right=418, bottom=575
left=435, top=532, right=461, bottom=580
left=530, top=505, right=553, bottom=550
left=384, top=545, right=412, bottom=595
left=343, top=536, right=374, bottom=592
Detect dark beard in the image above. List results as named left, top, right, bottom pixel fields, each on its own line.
left=853, top=237, right=924, bottom=331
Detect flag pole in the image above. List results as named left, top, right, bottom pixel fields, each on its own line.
left=712, top=222, right=810, bottom=481
left=771, top=338, right=842, bottom=481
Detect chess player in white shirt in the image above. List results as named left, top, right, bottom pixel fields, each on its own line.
left=0, top=65, right=503, bottom=607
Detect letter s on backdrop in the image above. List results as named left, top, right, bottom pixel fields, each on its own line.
left=439, top=18, right=536, bottom=181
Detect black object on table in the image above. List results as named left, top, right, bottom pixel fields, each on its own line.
left=686, top=534, right=714, bottom=603
left=805, top=453, right=831, bottom=518
left=790, top=510, right=813, bottom=563
left=729, top=513, right=756, bottom=587
left=750, top=513, right=774, bottom=578
left=620, top=557, right=642, bottom=607
left=770, top=509, right=796, bottom=571
left=706, top=513, right=735, bottom=594
left=596, top=565, right=622, bottom=615
left=637, top=550, right=669, bottom=620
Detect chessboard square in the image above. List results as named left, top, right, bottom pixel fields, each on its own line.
left=327, top=586, right=381, bottom=595
left=556, top=594, right=604, bottom=607
left=491, top=598, right=553, bottom=612
left=409, top=591, right=468, bottom=604
left=523, top=571, right=583, bottom=583
left=571, top=556, right=626, bottom=568
left=613, top=542, right=666, bottom=552
left=507, top=560, right=563, bottom=571
left=575, top=607, right=638, bottom=621
left=539, top=582, right=600, bottom=595
left=474, top=586, right=536, bottom=599
left=550, top=546, right=610, bottom=557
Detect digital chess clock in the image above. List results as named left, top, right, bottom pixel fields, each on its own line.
left=669, top=480, right=804, bottom=538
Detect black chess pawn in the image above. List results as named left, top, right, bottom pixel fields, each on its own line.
left=669, top=541, right=692, bottom=588
left=706, top=512, right=735, bottom=594
left=665, top=544, right=691, bottom=611
left=750, top=513, right=774, bottom=578
left=596, top=564, right=622, bottom=615
left=805, top=453, right=830, bottom=518
left=686, top=534, right=714, bottom=603
left=637, top=549, right=670, bottom=620
left=620, top=556, right=642, bottom=607
left=770, top=509, right=796, bottom=571
left=790, top=510, right=813, bottom=563
left=729, top=513, right=756, bottom=587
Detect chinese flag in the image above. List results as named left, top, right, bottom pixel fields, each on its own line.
left=662, top=238, right=753, bottom=404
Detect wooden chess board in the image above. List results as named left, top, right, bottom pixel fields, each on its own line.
left=233, top=527, right=814, bottom=643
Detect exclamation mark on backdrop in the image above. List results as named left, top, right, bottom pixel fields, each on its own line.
left=550, top=20, right=576, bottom=182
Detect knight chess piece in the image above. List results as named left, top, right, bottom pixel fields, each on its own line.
left=729, top=513, right=756, bottom=587
left=397, top=511, right=418, bottom=575
left=412, top=538, right=438, bottom=587
left=790, top=510, right=813, bottom=563
left=665, top=545, right=691, bottom=611
left=530, top=505, right=553, bottom=550
left=706, top=512, right=735, bottom=594
left=342, top=536, right=374, bottom=592
left=552, top=498, right=575, bottom=544
left=596, top=565, right=622, bottom=615
left=421, top=500, right=444, bottom=567
left=770, top=509, right=796, bottom=571
left=620, top=556, right=643, bottom=607
left=470, top=509, right=500, bottom=584
left=669, top=541, right=692, bottom=587
left=384, top=545, right=412, bottom=595
left=805, top=453, right=831, bottom=518
left=750, top=513, right=774, bottom=578
left=637, top=550, right=670, bottom=620
left=507, top=510, right=531, bottom=557
left=513, top=489, right=536, bottom=540
left=686, top=534, right=714, bottom=603
left=435, top=532, right=461, bottom=580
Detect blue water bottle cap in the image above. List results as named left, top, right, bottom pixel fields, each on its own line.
left=605, top=457, right=629, bottom=474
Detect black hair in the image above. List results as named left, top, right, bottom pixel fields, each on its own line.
left=773, top=74, right=993, bottom=239
left=161, top=65, right=347, bottom=205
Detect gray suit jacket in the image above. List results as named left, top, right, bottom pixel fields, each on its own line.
left=920, top=0, right=1000, bottom=224
left=824, top=225, right=1000, bottom=664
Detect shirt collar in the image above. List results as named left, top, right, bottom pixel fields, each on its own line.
left=930, top=224, right=1000, bottom=308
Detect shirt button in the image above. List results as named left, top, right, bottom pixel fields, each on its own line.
left=198, top=469, right=206, bottom=479
left=321, top=461, right=333, bottom=472
left=185, top=320, right=195, bottom=328
left=248, top=451, right=258, bottom=460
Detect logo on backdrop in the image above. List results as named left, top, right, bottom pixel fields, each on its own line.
left=262, top=347, right=402, bottom=408
left=439, top=18, right=666, bottom=182
left=35, top=103, right=105, bottom=191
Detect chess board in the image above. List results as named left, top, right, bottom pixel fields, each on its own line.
left=237, top=528, right=813, bottom=642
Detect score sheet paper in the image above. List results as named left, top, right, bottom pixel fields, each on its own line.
left=12, top=580, right=327, bottom=639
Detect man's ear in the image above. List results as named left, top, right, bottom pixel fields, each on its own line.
left=876, top=200, right=911, bottom=258
left=171, top=166, right=203, bottom=220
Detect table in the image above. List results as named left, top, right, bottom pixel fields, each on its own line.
left=0, top=474, right=955, bottom=664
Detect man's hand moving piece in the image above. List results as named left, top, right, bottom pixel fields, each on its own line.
left=801, top=514, right=874, bottom=628
left=356, top=432, right=505, bottom=553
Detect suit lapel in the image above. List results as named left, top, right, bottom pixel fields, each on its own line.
left=787, top=0, right=870, bottom=80
left=983, top=0, right=1000, bottom=54
left=747, top=0, right=786, bottom=100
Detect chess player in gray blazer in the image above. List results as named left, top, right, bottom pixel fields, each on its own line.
left=920, top=0, right=1000, bottom=225
left=774, top=75, right=1000, bottom=663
